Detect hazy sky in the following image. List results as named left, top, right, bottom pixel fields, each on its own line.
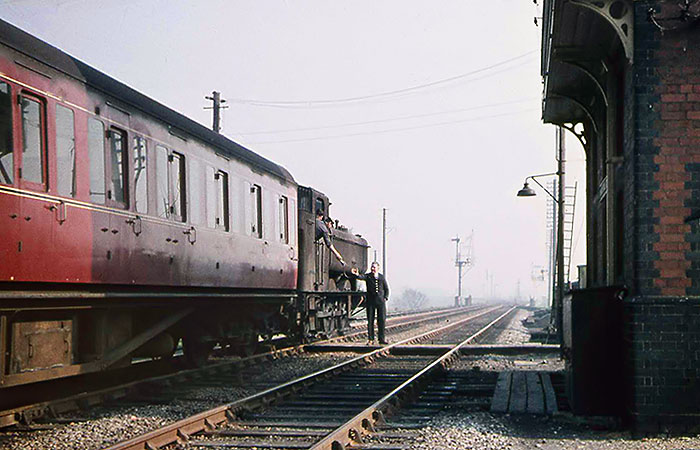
left=0, top=1, right=587, bottom=305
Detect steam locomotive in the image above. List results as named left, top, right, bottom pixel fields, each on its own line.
left=0, top=19, right=368, bottom=389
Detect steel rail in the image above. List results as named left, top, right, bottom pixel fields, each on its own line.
left=102, top=305, right=505, bottom=450
left=363, top=305, right=479, bottom=323
left=0, top=343, right=306, bottom=429
left=1, top=305, right=483, bottom=429
left=333, top=305, right=482, bottom=341
left=309, top=306, right=517, bottom=450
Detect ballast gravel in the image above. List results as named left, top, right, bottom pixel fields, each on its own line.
left=0, top=308, right=487, bottom=450
left=408, top=307, right=700, bottom=450
left=0, top=352, right=356, bottom=450
left=2, top=307, right=699, bottom=449
left=409, top=410, right=700, bottom=450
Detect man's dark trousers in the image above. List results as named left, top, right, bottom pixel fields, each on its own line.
left=353, top=270, right=389, bottom=342
left=367, top=299, right=386, bottom=342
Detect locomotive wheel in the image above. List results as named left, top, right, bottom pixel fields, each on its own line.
left=182, top=334, right=212, bottom=367
left=321, top=302, right=336, bottom=337
left=301, top=319, right=314, bottom=343
left=338, top=303, right=350, bottom=334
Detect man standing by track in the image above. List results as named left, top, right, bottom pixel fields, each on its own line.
left=351, top=262, right=390, bottom=345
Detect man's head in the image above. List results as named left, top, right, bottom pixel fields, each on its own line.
left=324, top=217, right=334, bottom=228
left=370, top=262, right=380, bottom=274
left=316, top=209, right=324, bottom=219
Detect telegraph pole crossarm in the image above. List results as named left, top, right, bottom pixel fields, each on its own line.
left=204, top=91, right=229, bottom=133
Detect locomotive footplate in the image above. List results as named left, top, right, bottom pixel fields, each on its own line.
left=298, top=291, right=364, bottom=339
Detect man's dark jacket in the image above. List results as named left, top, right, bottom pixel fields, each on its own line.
left=357, top=273, right=389, bottom=304
left=315, top=218, right=332, bottom=248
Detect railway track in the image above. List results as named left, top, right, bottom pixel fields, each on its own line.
left=348, top=305, right=482, bottom=330
left=0, top=305, right=485, bottom=431
left=101, top=305, right=514, bottom=450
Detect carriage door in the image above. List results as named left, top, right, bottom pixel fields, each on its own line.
left=0, top=81, right=19, bottom=281
left=17, top=92, right=54, bottom=278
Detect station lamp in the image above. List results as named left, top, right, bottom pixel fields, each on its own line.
left=517, top=172, right=558, bottom=201
left=517, top=170, right=564, bottom=345
left=517, top=182, right=536, bottom=197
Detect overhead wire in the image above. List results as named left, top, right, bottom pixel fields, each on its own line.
left=235, top=59, right=535, bottom=110
left=228, top=50, right=540, bottom=145
left=230, top=50, right=538, bottom=108
left=242, top=108, right=539, bottom=145
left=234, top=97, right=539, bottom=136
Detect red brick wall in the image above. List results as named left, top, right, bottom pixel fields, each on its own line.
left=651, top=32, right=700, bottom=296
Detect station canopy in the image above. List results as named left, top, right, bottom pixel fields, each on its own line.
left=540, top=0, right=632, bottom=128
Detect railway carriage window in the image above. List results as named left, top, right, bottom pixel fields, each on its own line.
left=133, top=136, right=147, bottom=213
left=315, top=198, right=325, bottom=217
left=171, top=152, right=186, bottom=221
left=155, top=145, right=186, bottom=222
left=0, top=82, right=12, bottom=185
left=88, top=118, right=106, bottom=203
left=20, top=94, right=45, bottom=186
left=215, top=170, right=229, bottom=231
left=290, top=199, right=297, bottom=246
left=108, top=128, right=128, bottom=207
left=250, top=183, right=262, bottom=238
left=55, top=105, right=76, bottom=197
left=298, top=189, right=311, bottom=212
left=156, top=145, right=169, bottom=218
left=279, top=195, right=289, bottom=244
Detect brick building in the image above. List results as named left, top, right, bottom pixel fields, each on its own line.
left=541, top=0, right=700, bottom=433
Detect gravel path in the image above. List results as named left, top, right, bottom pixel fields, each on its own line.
left=410, top=412, right=700, bottom=450
left=494, top=307, right=534, bottom=345
left=452, top=307, right=564, bottom=373
left=410, top=307, right=700, bottom=450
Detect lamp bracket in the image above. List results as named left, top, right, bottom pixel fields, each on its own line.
left=559, top=122, right=589, bottom=154
left=526, top=173, right=559, bottom=203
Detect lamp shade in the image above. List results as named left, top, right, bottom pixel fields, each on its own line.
left=517, top=182, right=536, bottom=197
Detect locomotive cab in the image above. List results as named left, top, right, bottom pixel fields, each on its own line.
left=296, top=186, right=368, bottom=338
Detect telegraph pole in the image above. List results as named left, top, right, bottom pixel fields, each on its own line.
left=547, top=179, right=557, bottom=310
left=205, top=91, right=228, bottom=133
left=452, top=236, right=462, bottom=306
left=555, top=126, right=566, bottom=342
left=451, top=233, right=473, bottom=306
left=382, top=208, right=387, bottom=276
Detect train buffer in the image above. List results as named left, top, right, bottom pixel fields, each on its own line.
left=490, top=371, right=558, bottom=415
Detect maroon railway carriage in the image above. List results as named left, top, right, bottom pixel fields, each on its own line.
left=0, top=19, right=367, bottom=391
